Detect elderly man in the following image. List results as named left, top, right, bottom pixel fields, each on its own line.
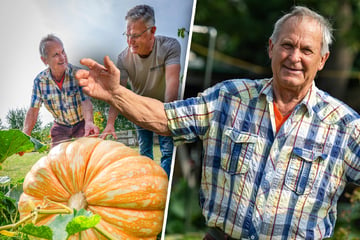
left=75, top=6, right=360, bottom=240
left=100, top=4, right=181, bottom=177
left=23, top=34, right=99, bottom=147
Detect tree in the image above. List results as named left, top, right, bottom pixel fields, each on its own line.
left=91, top=99, right=135, bottom=132
left=0, top=118, right=5, bottom=130
left=6, top=107, right=42, bottom=132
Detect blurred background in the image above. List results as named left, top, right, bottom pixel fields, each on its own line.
left=166, top=0, right=360, bottom=239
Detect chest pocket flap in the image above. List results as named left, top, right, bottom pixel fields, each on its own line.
left=222, top=128, right=258, bottom=174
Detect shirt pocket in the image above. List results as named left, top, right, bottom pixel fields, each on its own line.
left=285, top=147, right=327, bottom=195
left=65, top=89, right=81, bottom=109
left=220, top=127, right=258, bottom=175
left=42, top=94, right=60, bottom=111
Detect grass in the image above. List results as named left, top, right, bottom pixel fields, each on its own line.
left=0, top=144, right=161, bottom=185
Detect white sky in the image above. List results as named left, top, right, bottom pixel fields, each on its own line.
left=0, top=0, right=195, bottom=126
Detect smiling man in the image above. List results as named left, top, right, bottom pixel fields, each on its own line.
left=101, top=5, right=181, bottom=177
left=75, top=6, right=360, bottom=239
left=23, top=34, right=99, bottom=147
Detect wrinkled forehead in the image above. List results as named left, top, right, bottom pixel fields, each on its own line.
left=284, top=15, right=322, bottom=33
left=281, top=16, right=323, bottom=40
left=126, top=19, right=147, bottom=31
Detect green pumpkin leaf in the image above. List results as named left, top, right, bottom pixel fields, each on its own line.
left=0, top=129, right=33, bottom=163
left=0, top=129, right=48, bottom=163
left=66, top=213, right=101, bottom=236
left=47, top=214, right=74, bottom=240
left=30, top=136, right=48, bottom=152
left=19, top=223, right=53, bottom=240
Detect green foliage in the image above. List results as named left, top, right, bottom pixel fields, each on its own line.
left=0, top=130, right=47, bottom=164
left=0, top=130, right=34, bottom=164
left=166, top=178, right=205, bottom=234
left=329, top=187, right=360, bottom=239
left=178, top=28, right=188, bottom=38
left=0, top=181, right=20, bottom=227
left=4, top=107, right=50, bottom=145
left=30, top=122, right=52, bottom=146
left=91, top=98, right=135, bottom=131
left=65, top=209, right=101, bottom=236
left=19, top=224, right=52, bottom=240
left=0, top=119, right=5, bottom=130
left=3, top=208, right=101, bottom=240
left=6, top=108, right=41, bottom=132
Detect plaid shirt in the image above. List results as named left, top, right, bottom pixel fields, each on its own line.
left=30, top=64, right=88, bottom=126
left=165, top=78, right=360, bottom=239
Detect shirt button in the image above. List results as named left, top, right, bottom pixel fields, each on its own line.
left=251, top=236, right=255, bottom=239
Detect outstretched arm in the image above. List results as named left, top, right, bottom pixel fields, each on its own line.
left=75, top=56, right=171, bottom=136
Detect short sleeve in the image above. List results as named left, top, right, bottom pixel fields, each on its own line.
left=164, top=38, right=181, bottom=66
left=30, top=77, right=42, bottom=108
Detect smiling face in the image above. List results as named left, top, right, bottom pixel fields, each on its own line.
left=268, top=16, right=329, bottom=96
left=41, top=40, right=68, bottom=76
left=125, top=19, right=155, bottom=56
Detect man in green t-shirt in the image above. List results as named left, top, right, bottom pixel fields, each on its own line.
left=101, top=4, right=181, bottom=177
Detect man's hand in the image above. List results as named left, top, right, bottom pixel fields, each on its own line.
left=76, top=56, right=121, bottom=103
left=84, top=122, right=100, bottom=137
left=100, top=124, right=117, bottom=139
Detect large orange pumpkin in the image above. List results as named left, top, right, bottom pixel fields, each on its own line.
left=18, top=137, right=169, bottom=239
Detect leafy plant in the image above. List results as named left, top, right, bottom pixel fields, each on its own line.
left=0, top=202, right=103, bottom=240
left=0, top=130, right=47, bottom=164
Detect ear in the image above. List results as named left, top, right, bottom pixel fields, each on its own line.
left=150, top=26, right=157, bottom=34
left=318, top=52, right=330, bottom=71
left=268, top=38, right=274, bottom=59
left=41, top=56, right=47, bottom=66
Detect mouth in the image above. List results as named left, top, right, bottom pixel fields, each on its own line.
left=283, top=65, right=303, bottom=74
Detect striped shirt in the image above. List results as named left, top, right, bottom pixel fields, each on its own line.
left=30, top=64, right=88, bottom=126
left=164, top=78, right=360, bottom=239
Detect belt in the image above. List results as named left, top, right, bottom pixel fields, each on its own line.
left=54, top=119, right=84, bottom=128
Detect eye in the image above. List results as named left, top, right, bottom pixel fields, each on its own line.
left=302, top=48, right=313, bottom=55
left=282, top=43, right=293, bottom=49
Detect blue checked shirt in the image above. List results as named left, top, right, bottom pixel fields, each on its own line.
left=164, top=78, right=360, bottom=239
left=30, top=64, right=88, bottom=126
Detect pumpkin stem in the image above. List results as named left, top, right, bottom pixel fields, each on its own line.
left=68, top=192, right=88, bottom=210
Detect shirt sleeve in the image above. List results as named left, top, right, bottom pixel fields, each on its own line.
left=164, top=83, right=222, bottom=144
left=345, top=121, right=360, bottom=183
left=164, top=38, right=181, bottom=66
left=117, top=51, right=129, bottom=81
left=30, top=76, right=42, bottom=108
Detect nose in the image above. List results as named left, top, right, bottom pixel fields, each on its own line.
left=288, top=48, right=301, bottom=63
left=128, top=36, right=136, bottom=43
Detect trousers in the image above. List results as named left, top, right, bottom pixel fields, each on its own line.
left=136, top=125, right=174, bottom=177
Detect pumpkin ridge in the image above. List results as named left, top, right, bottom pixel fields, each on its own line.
left=79, top=138, right=103, bottom=192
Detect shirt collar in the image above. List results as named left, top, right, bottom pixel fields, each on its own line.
left=260, top=78, right=317, bottom=117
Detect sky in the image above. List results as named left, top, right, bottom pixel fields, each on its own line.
left=0, top=0, right=195, bottom=126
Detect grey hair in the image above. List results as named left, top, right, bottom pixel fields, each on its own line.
left=39, top=34, right=63, bottom=58
left=270, top=6, right=333, bottom=56
left=125, top=5, right=155, bottom=27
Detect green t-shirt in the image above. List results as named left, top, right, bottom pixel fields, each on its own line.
left=116, top=36, right=181, bottom=102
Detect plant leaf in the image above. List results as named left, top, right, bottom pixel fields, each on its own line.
left=31, top=136, right=48, bottom=152
left=0, top=129, right=48, bottom=163
left=19, top=223, right=53, bottom=240
left=0, top=129, right=33, bottom=163
left=66, top=213, right=101, bottom=236
left=47, top=214, right=74, bottom=240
